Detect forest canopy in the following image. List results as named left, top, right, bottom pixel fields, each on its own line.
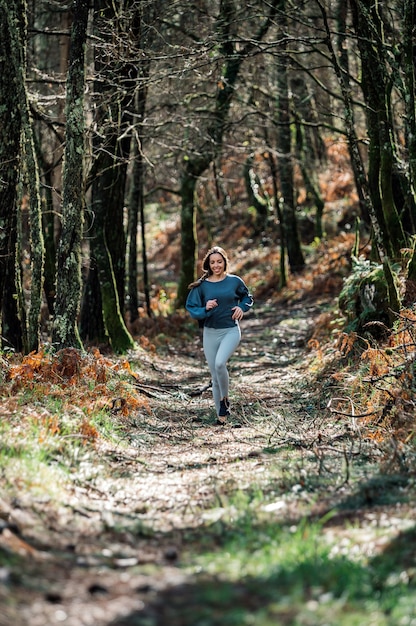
left=0, top=0, right=415, bottom=353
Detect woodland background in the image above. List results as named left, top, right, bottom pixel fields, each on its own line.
left=1, top=0, right=416, bottom=354
left=1, top=2, right=416, bottom=624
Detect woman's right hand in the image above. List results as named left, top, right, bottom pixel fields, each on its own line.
left=206, top=299, right=218, bottom=311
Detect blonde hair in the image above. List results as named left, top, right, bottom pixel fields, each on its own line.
left=188, top=246, right=229, bottom=289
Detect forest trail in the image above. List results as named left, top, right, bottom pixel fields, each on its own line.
left=3, top=299, right=414, bottom=626
left=122, top=299, right=322, bottom=532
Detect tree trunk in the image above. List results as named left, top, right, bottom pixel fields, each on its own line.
left=127, top=48, right=151, bottom=321
left=176, top=47, right=244, bottom=305
left=401, top=0, right=416, bottom=233
left=80, top=0, right=136, bottom=352
left=36, top=145, right=56, bottom=316
left=0, top=0, right=23, bottom=351
left=52, top=0, right=89, bottom=350
left=79, top=264, right=106, bottom=344
left=318, top=0, right=384, bottom=258
left=128, top=141, right=152, bottom=320
left=87, top=154, right=135, bottom=352
left=350, top=0, right=406, bottom=259
left=126, top=145, right=141, bottom=323
left=177, top=166, right=200, bottom=307
left=6, top=0, right=44, bottom=352
left=264, top=144, right=287, bottom=288
left=333, top=0, right=370, bottom=225
left=291, top=74, right=325, bottom=239
left=293, top=112, right=324, bottom=239
left=244, top=155, right=270, bottom=233
left=275, top=0, right=305, bottom=273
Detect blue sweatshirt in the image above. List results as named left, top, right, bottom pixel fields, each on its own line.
left=186, top=274, right=254, bottom=328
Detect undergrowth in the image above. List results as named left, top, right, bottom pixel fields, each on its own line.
left=0, top=347, right=150, bottom=459
left=307, top=307, right=416, bottom=475
left=1, top=304, right=416, bottom=625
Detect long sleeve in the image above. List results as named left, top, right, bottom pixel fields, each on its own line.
left=236, top=278, right=254, bottom=312
left=186, top=286, right=211, bottom=321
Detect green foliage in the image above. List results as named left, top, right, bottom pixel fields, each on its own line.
left=182, top=491, right=416, bottom=625
left=339, top=256, right=400, bottom=332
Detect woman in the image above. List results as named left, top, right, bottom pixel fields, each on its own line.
left=186, top=246, right=254, bottom=424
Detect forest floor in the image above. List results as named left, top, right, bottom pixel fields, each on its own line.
left=1, top=288, right=416, bottom=625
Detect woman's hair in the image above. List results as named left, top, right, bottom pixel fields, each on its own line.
left=188, top=245, right=229, bottom=289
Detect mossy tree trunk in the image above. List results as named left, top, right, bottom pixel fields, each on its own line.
left=401, top=0, right=416, bottom=240
left=321, top=0, right=405, bottom=319
left=4, top=0, right=44, bottom=353
left=52, top=0, right=89, bottom=350
left=350, top=0, right=406, bottom=260
left=88, top=151, right=135, bottom=353
left=0, top=0, right=23, bottom=351
left=82, top=135, right=134, bottom=353
left=392, top=0, right=416, bottom=285
left=20, top=6, right=44, bottom=353
left=348, top=0, right=411, bottom=317
left=80, top=0, right=135, bottom=352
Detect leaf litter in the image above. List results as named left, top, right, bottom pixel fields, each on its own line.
left=0, top=299, right=415, bottom=625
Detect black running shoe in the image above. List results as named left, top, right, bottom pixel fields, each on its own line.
left=218, top=398, right=231, bottom=418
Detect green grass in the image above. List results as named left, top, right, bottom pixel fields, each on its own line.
left=175, top=491, right=416, bottom=626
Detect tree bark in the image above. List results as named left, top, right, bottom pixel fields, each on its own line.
left=126, top=142, right=141, bottom=323
left=291, top=74, right=326, bottom=240
left=79, top=263, right=106, bottom=344
left=52, top=0, right=89, bottom=350
left=318, top=0, right=384, bottom=257
left=292, top=108, right=324, bottom=239
left=89, top=152, right=135, bottom=352
left=264, top=145, right=287, bottom=288
left=177, top=166, right=200, bottom=306
left=401, top=0, right=416, bottom=235
left=80, top=0, right=135, bottom=352
left=244, top=155, right=270, bottom=233
left=126, top=9, right=152, bottom=322
left=350, top=0, right=405, bottom=259
left=176, top=51, right=244, bottom=304
left=275, top=0, right=305, bottom=273
left=5, top=0, right=44, bottom=352
left=0, top=0, right=23, bottom=350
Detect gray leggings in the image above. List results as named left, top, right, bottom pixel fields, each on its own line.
left=203, top=325, right=241, bottom=413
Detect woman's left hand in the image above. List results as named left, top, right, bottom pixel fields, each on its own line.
left=232, top=306, right=244, bottom=321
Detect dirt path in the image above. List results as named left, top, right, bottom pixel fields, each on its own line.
left=2, top=301, right=413, bottom=625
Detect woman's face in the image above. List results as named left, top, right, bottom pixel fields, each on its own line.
left=209, top=252, right=226, bottom=276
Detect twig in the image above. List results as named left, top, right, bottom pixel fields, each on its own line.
left=327, top=396, right=373, bottom=427
left=188, top=382, right=212, bottom=397
left=133, top=381, right=178, bottom=397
